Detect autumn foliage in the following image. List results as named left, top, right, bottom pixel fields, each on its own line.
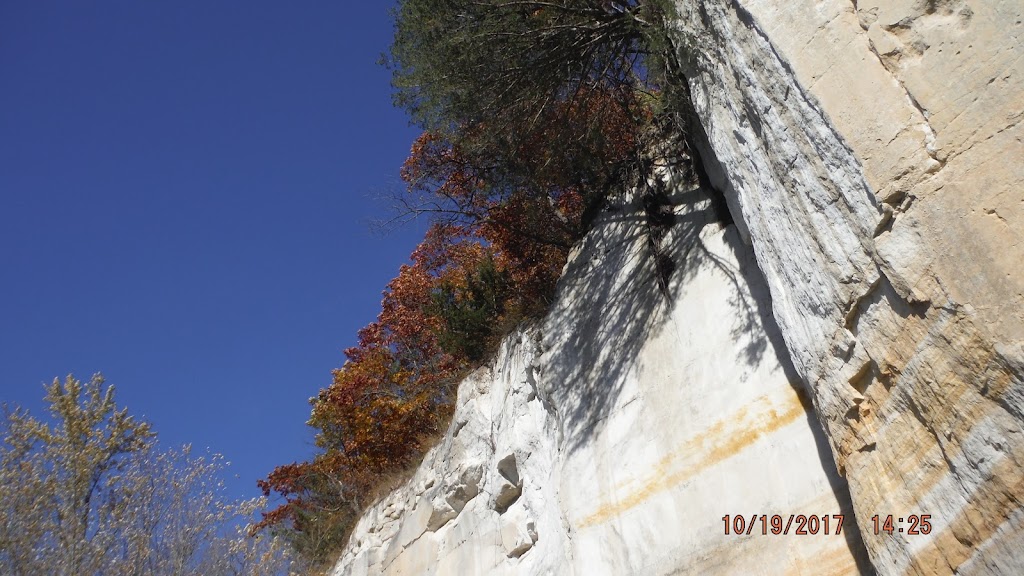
left=254, top=225, right=486, bottom=561
left=255, top=84, right=656, bottom=566
left=256, top=0, right=669, bottom=561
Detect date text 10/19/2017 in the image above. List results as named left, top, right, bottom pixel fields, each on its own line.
left=723, top=514, right=845, bottom=535
left=722, top=514, right=934, bottom=536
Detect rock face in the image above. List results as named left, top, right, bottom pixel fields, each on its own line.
left=667, top=0, right=1024, bottom=573
left=333, top=175, right=870, bottom=575
left=331, top=1, right=1022, bottom=574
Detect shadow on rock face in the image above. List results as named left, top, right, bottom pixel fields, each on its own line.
left=541, top=170, right=731, bottom=454
left=538, top=160, right=872, bottom=573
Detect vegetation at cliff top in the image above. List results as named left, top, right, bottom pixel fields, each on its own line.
left=256, top=0, right=681, bottom=567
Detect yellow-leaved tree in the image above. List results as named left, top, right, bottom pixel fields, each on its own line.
left=0, top=374, right=298, bottom=576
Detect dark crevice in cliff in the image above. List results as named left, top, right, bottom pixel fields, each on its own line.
left=659, top=49, right=739, bottom=233
left=691, top=149, right=734, bottom=227
left=659, top=8, right=877, bottom=570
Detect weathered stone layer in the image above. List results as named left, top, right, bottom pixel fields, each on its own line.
left=666, top=1, right=1024, bottom=573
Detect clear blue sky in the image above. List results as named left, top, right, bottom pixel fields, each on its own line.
left=0, top=2, right=425, bottom=503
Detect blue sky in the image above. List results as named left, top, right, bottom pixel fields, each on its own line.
left=0, top=2, right=426, bottom=503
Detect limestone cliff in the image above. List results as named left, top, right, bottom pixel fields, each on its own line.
left=332, top=176, right=871, bottom=574
left=667, top=0, right=1023, bottom=573
left=331, top=1, right=1022, bottom=574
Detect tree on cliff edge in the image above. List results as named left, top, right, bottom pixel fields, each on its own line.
left=388, top=0, right=659, bottom=134
left=387, top=0, right=668, bottom=210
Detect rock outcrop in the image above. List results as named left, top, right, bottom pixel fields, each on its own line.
left=331, top=1, right=1022, bottom=574
left=667, top=1, right=1023, bottom=573
left=333, top=173, right=870, bottom=575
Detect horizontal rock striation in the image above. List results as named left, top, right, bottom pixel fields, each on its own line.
left=666, top=0, right=1024, bottom=573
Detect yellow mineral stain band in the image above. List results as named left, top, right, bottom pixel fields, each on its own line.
left=577, top=389, right=808, bottom=529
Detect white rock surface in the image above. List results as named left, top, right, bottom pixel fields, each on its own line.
left=331, top=172, right=869, bottom=575
left=666, top=0, right=1024, bottom=573
left=330, top=2, right=1022, bottom=574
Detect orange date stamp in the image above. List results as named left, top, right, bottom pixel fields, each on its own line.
left=722, top=514, right=845, bottom=535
